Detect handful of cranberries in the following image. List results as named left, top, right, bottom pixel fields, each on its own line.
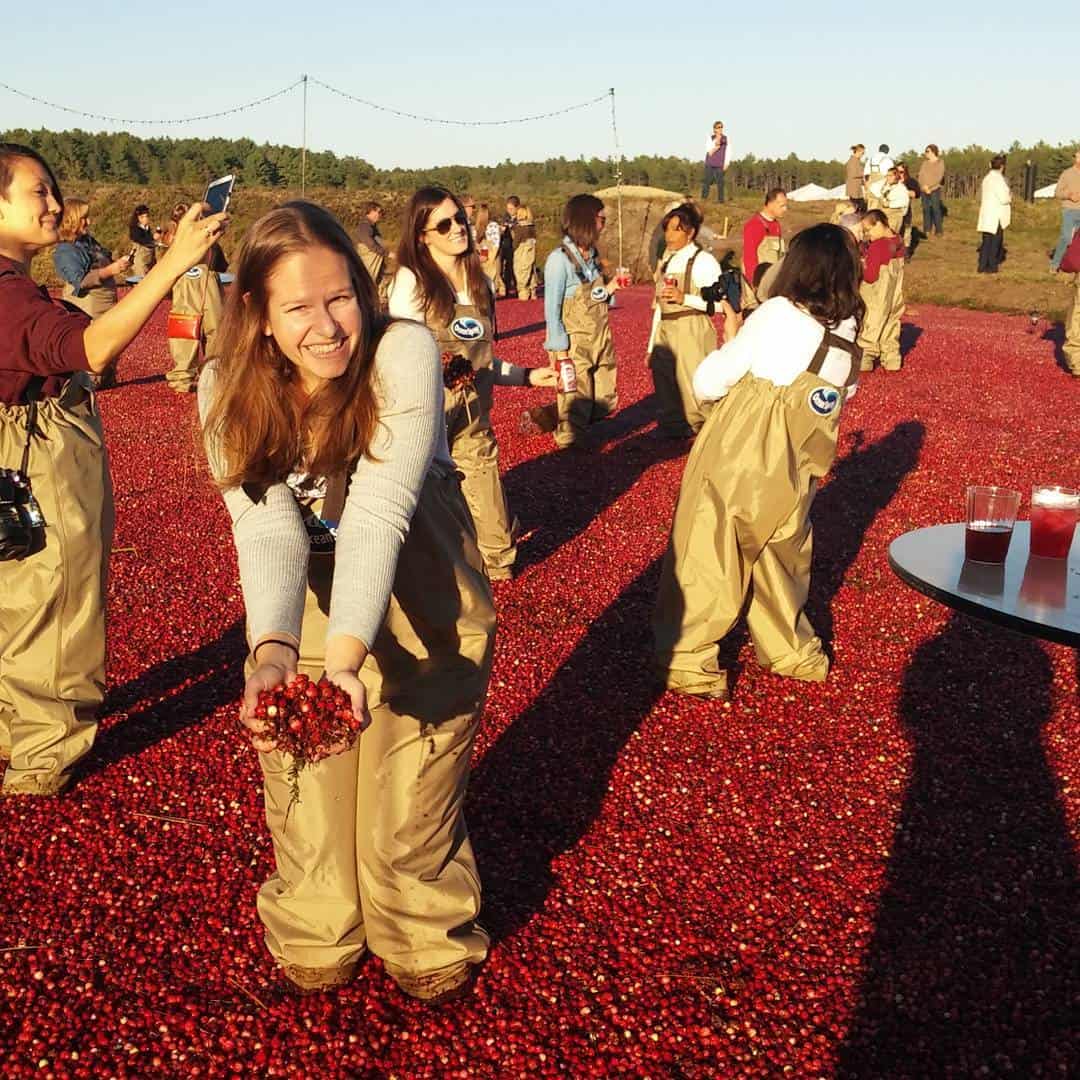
left=442, top=351, right=476, bottom=392
left=250, top=673, right=364, bottom=807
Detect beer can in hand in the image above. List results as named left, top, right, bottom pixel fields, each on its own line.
left=558, top=359, right=577, bottom=394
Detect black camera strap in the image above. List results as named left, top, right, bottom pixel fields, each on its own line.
left=20, top=377, right=44, bottom=478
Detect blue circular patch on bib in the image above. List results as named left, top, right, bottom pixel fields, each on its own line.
left=184, top=267, right=202, bottom=278
left=808, top=386, right=841, bottom=417
left=450, top=316, right=484, bottom=342
left=590, top=284, right=609, bottom=302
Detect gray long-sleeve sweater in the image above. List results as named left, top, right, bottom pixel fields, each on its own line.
left=199, top=320, right=451, bottom=650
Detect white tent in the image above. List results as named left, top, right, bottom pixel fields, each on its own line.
left=1035, top=183, right=1057, bottom=199
left=787, top=183, right=832, bottom=202
left=825, top=184, right=848, bottom=199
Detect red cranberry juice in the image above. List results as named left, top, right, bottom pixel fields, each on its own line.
left=965, top=523, right=1013, bottom=562
left=1030, top=505, right=1078, bottom=558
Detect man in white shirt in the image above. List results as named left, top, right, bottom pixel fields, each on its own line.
left=864, top=144, right=894, bottom=210
left=880, top=168, right=911, bottom=234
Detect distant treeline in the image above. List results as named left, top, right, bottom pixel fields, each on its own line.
left=3, top=127, right=1076, bottom=197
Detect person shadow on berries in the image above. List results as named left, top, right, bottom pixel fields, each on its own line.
left=467, top=556, right=668, bottom=943
left=837, top=615, right=1080, bottom=1078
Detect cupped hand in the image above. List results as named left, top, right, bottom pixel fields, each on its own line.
left=240, top=661, right=295, bottom=752
left=162, top=202, right=229, bottom=277
left=326, top=670, right=372, bottom=735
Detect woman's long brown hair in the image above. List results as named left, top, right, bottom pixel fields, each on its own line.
left=396, top=186, right=491, bottom=326
left=202, top=201, right=383, bottom=488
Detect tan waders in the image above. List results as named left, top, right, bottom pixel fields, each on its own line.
left=512, top=238, right=537, bottom=300
left=478, top=246, right=502, bottom=297
left=857, top=257, right=905, bottom=371
left=253, top=463, right=495, bottom=998
left=132, top=243, right=155, bottom=277
left=166, top=267, right=224, bottom=394
left=865, top=172, right=885, bottom=211
left=428, top=302, right=516, bottom=579
left=357, top=244, right=389, bottom=310
left=649, top=250, right=717, bottom=437
left=62, top=280, right=119, bottom=388
left=740, top=234, right=786, bottom=314
left=653, top=330, right=860, bottom=699
left=1064, top=274, right=1080, bottom=375
left=554, top=245, right=618, bottom=448
left=884, top=207, right=905, bottom=235
left=0, top=376, right=113, bottom=795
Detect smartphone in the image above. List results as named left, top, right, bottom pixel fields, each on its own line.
left=203, top=174, right=235, bottom=217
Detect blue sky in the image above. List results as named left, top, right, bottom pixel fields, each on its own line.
left=2, top=0, right=1075, bottom=170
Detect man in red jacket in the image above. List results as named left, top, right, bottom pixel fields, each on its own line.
left=858, top=210, right=906, bottom=371
left=740, top=188, right=788, bottom=312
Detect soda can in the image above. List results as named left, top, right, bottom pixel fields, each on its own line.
left=664, top=274, right=678, bottom=289
left=558, top=359, right=577, bottom=395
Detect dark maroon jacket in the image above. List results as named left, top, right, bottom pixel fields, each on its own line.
left=0, top=255, right=91, bottom=404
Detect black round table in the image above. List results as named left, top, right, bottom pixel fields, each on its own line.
left=888, top=523, right=1080, bottom=646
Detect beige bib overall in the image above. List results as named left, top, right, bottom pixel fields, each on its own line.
left=132, top=242, right=156, bottom=277
left=1063, top=274, right=1080, bottom=374
left=857, top=256, right=905, bottom=370
left=427, top=300, right=516, bottom=577
left=554, top=244, right=618, bottom=448
left=254, top=461, right=496, bottom=992
left=653, top=329, right=860, bottom=699
left=0, top=375, right=113, bottom=795
left=512, top=234, right=537, bottom=300
left=740, top=233, right=786, bottom=313
left=357, top=243, right=389, bottom=310
left=649, top=248, right=717, bottom=436
left=167, top=266, right=225, bottom=393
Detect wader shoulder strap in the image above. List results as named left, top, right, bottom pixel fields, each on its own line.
left=20, top=377, right=44, bottom=476
left=682, top=249, right=700, bottom=294
left=561, top=243, right=591, bottom=285
left=808, top=329, right=862, bottom=387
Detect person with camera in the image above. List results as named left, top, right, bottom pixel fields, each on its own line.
left=542, top=194, right=621, bottom=450
left=0, top=143, right=226, bottom=796
left=389, top=187, right=555, bottom=581
left=702, top=121, right=728, bottom=202
left=161, top=202, right=228, bottom=394
left=199, top=201, right=495, bottom=1001
left=653, top=224, right=864, bottom=702
left=648, top=203, right=724, bottom=438
left=52, top=198, right=132, bottom=390
left=128, top=203, right=159, bottom=277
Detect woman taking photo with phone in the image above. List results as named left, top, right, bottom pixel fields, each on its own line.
left=52, top=197, right=132, bottom=389
left=0, top=143, right=226, bottom=797
left=542, top=193, right=619, bottom=450
left=390, top=186, right=555, bottom=581
left=200, top=200, right=495, bottom=1002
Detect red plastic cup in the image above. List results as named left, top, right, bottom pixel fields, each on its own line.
left=1030, top=485, right=1080, bottom=558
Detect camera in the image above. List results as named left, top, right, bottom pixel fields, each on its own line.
left=0, top=469, right=45, bottom=561
left=700, top=269, right=743, bottom=313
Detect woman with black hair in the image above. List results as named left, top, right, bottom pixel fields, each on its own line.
left=541, top=193, right=620, bottom=449
left=654, top=223, right=864, bottom=701
left=389, top=186, right=554, bottom=580
left=129, top=203, right=158, bottom=276
left=648, top=202, right=724, bottom=438
left=0, top=143, right=226, bottom=796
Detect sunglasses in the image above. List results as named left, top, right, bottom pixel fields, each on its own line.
left=425, top=209, right=468, bottom=236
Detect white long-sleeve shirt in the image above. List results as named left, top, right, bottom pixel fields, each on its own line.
left=693, top=297, right=858, bottom=403
left=648, top=243, right=723, bottom=351
left=882, top=182, right=911, bottom=211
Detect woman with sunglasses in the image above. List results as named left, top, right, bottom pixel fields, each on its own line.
left=542, top=194, right=620, bottom=450
left=390, top=187, right=555, bottom=581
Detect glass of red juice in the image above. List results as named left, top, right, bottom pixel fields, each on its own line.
left=1030, top=485, right=1080, bottom=558
left=965, top=485, right=1020, bottom=563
